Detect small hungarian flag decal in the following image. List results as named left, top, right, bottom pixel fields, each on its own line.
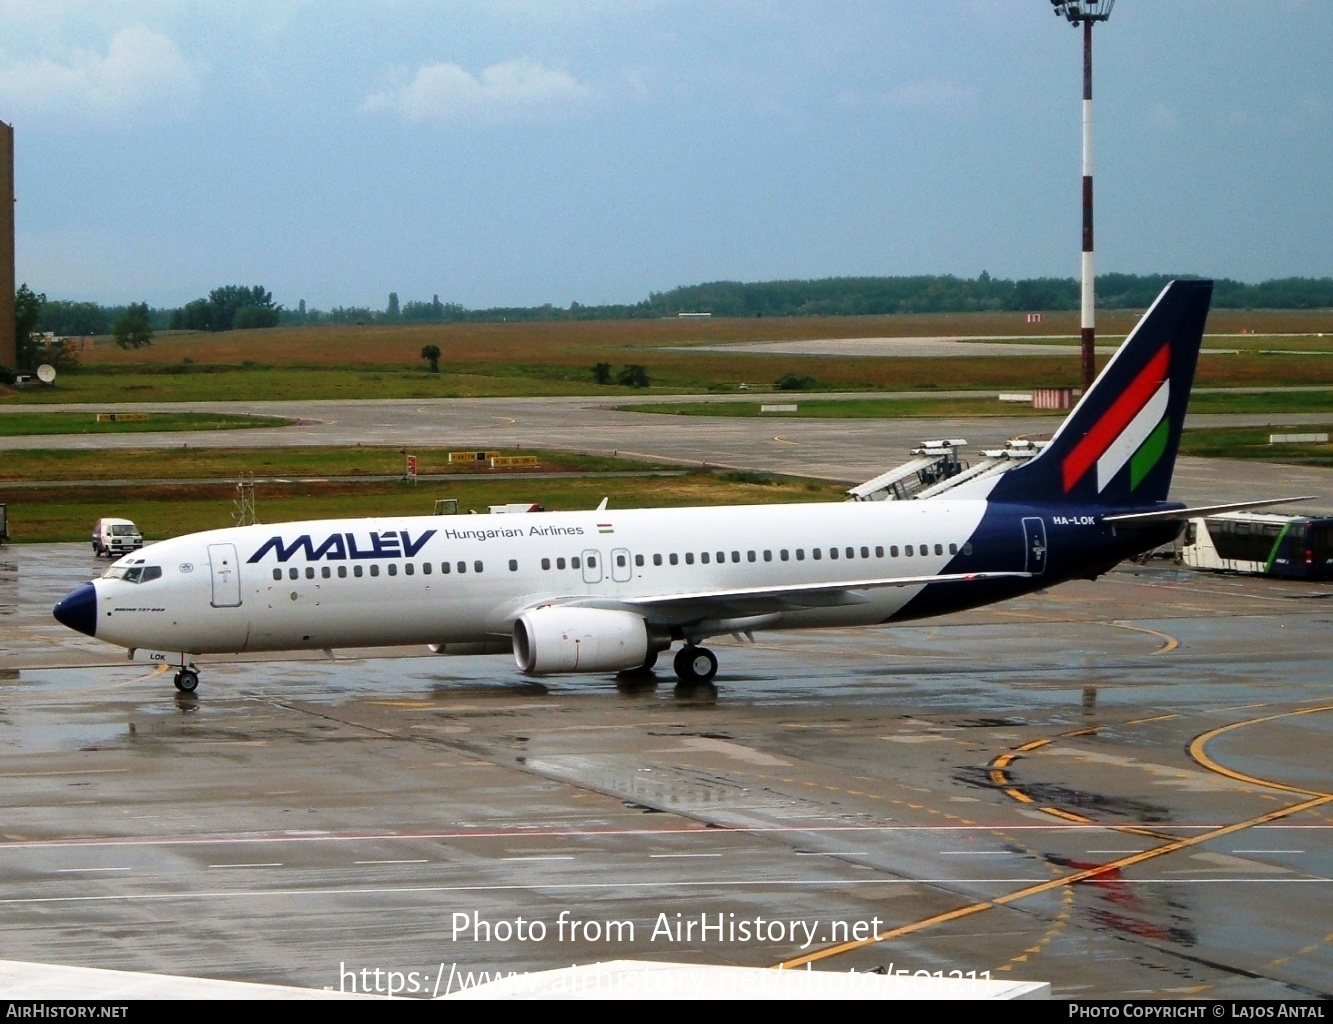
left=598, top=523, right=614, bottom=534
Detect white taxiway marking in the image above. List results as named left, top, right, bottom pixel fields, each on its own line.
left=649, top=853, right=723, bottom=859
left=55, top=867, right=131, bottom=873
left=500, top=855, right=574, bottom=862
left=208, top=862, right=283, bottom=869
left=1230, top=849, right=1305, bottom=855
left=354, top=859, right=430, bottom=865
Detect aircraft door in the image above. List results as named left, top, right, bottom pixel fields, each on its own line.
left=208, top=543, right=243, bottom=607
left=1022, top=517, right=1048, bottom=576
left=610, top=548, right=633, bottom=583
left=581, top=549, right=603, bottom=585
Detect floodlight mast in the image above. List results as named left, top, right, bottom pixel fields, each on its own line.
left=1051, top=0, right=1115, bottom=392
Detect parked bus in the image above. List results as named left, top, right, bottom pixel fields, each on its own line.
left=1180, top=512, right=1333, bottom=579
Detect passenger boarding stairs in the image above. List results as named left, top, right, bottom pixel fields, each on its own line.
left=847, top=439, right=1047, bottom=502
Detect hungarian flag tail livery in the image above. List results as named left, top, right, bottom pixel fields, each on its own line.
left=986, top=279, right=1212, bottom=510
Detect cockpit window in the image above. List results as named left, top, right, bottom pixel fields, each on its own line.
left=102, top=565, right=162, bottom=584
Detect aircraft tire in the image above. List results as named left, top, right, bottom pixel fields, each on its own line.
left=673, top=645, right=718, bottom=685
left=174, top=669, right=199, bottom=694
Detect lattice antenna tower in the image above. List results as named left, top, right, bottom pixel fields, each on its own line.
left=233, top=473, right=258, bottom=527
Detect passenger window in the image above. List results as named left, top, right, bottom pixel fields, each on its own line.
left=272, top=568, right=282, bottom=581
left=422, top=563, right=431, bottom=575
left=948, top=543, right=957, bottom=555
left=813, top=549, right=822, bottom=560
left=570, top=558, right=579, bottom=570
left=405, top=563, right=414, bottom=576
left=875, top=546, right=883, bottom=558
left=474, top=561, right=483, bottom=573
left=890, top=546, right=899, bottom=557
left=370, top=565, right=380, bottom=577
left=354, top=565, right=364, bottom=577
left=289, top=568, right=299, bottom=580
left=963, top=542, right=973, bottom=555
left=457, top=562, right=467, bottom=573
left=542, top=558, right=551, bottom=570
left=652, top=554, right=662, bottom=566
left=763, top=550, right=772, bottom=562
left=587, top=557, right=595, bottom=568
left=508, top=559, right=518, bottom=572
left=716, top=552, right=725, bottom=563
left=781, top=549, right=789, bottom=561
left=701, top=552, right=710, bottom=564
left=731, top=551, right=740, bottom=563
left=441, top=562, right=451, bottom=574
left=685, top=553, right=694, bottom=565
left=796, top=549, right=805, bottom=561
left=387, top=564, right=397, bottom=576
left=747, top=551, right=756, bottom=562
left=846, top=547, right=855, bottom=559
left=935, top=544, right=943, bottom=556
left=338, top=566, right=348, bottom=578
left=669, top=553, right=679, bottom=566
left=635, top=554, right=644, bottom=567
left=616, top=554, right=626, bottom=568
left=557, top=557, right=566, bottom=570
left=829, top=548, right=839, bottom=560
left=322, top=566, right=331, bottom=579
left=305, top=566, right=315, bottom=579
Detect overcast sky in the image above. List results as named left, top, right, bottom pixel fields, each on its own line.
left=3, top=1, right=1330, bottom=310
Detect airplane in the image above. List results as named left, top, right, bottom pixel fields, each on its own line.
left=52, top=280, right=1305, bottom=695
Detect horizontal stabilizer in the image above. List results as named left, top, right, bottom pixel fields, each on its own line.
left=1102, top=496, right=1317, bottom=527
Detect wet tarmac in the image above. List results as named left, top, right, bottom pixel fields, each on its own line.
left=1, top=543, right=1330, bottom=998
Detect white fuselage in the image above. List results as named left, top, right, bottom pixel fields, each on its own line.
left=90, top=499, right=996, bottom=656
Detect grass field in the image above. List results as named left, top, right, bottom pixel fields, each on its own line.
left=619, top=390, right=1333, bottom=419
left=1178, top=425, right=1333, bottom=468
left=6, top=308, right=1333, bottom=404
left=0, top=447, right=669, bottom=484
left=0, top=411, right=290, bottom=436
left=1, top=472, right=844, bottom=543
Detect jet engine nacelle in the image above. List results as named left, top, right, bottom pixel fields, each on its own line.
left=513, top=606, right=650, bottom=675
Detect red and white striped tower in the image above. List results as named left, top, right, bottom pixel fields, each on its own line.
left=1052, top=0, right=1115, bottom=392
left=1081, top=17, right=1096, bottom=391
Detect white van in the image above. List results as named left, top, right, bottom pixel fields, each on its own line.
left=92, top=518, right=143, bottom=558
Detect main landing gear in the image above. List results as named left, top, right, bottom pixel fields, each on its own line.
left=673, top=644, right=718, bottom=686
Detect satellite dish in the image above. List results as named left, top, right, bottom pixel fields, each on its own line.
left=36, top=364, right=57, bottom=384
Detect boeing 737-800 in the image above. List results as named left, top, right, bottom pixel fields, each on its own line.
left=52, top=281, right=1299, bottom=694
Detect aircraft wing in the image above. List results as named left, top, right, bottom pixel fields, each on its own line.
left=1102, top=496, right=1317, bottom=526
left=541, top=569, right=1030, bottom=624
left=612, top=570, right=1030, bottom=607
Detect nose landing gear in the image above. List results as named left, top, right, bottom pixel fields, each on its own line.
left=173, top=664, right=200, bottom=693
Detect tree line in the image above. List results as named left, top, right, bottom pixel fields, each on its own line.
left=16, top=272, right=1333, bottom=349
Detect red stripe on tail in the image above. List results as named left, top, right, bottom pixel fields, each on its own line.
left=1061, top=344, right=1170, bottom=493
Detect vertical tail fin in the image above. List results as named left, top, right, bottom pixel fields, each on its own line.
left=986, top=279, right=1213, bottom=508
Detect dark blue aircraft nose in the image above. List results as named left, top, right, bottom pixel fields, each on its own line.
left=53, top=583, right=97, bottom=637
